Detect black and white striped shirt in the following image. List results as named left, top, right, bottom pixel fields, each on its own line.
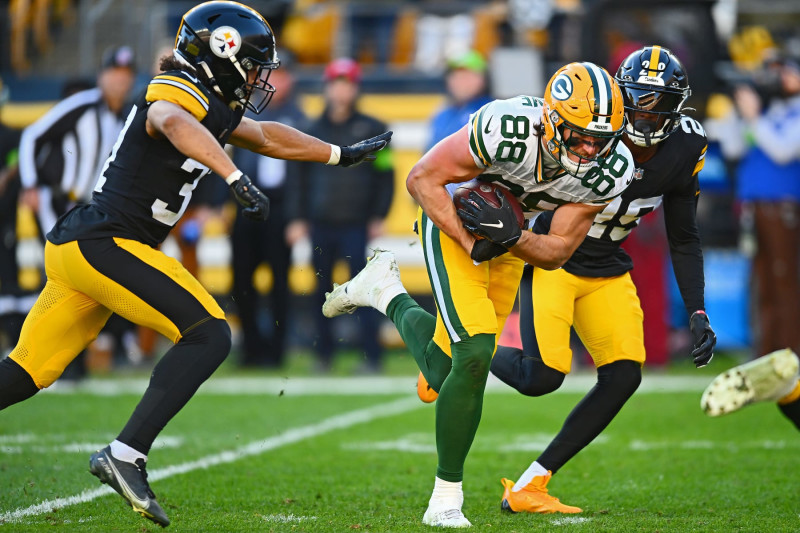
left=18, top=88, right=127, bottom=233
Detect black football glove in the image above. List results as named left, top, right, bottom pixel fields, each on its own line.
left=230, top=173, right=270, bottom=221
left=689, top=310, right=716, bottom=368
left=338, top=131, right=393, bottom=167
left=457, top=189, right=522, bottom=248
left=470, top=239, right=508, bottom=263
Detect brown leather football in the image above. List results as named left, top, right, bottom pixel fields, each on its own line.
left=453, top=181, right=525, bottom=229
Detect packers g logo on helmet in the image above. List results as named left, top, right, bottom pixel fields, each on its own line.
left=542, top=62, right=625, bottom=177
left=551, top=74, right=573, bottom=100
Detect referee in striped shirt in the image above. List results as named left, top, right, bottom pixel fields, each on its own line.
left=18, top=46, right=137, bottom=236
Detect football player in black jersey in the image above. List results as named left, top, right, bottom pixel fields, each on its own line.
left=488, top=46, right=717, bottom=513
left=0, top=1, right=390, bottom=527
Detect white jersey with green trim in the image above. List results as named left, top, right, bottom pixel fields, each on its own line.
left=466, top=95, right=635, bottom=219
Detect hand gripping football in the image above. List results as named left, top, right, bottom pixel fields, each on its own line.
left=453, top=181, right=525, bottom=231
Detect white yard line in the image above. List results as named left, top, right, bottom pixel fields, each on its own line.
left=42, top=374, right=714, bottom=396
left=0, top=397, right=423, bottom=524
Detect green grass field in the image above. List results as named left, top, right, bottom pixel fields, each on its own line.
left=1, top=355, right=798, bottom=532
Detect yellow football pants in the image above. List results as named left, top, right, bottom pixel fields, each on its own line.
left=527, top=266, right=645, bottom=373
left=418, top=209, right=524, bottom=356
left=10, top=238, right=224, bottom=388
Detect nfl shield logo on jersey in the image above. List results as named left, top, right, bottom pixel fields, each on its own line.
left=633, top=167, right=645, bottom=180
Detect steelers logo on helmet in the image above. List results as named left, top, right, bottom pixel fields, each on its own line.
left=174, top=2, right=281, bottom=113
left=210, top=26, right=242, bottom=59
left=542, top=62, right=625, bottom=178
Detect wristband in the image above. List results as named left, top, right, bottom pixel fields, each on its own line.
left=225, top=169, right=243, bottom=185
left=326, top=144, right=341, bottom=166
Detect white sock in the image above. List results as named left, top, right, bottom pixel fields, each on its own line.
left=429, top=477, right=464, bottom=509
left=110, top=439, right=147, bottom=464
left=373, top=282, right=407, bottom=316
left=513, top=461, right=548, bottom=492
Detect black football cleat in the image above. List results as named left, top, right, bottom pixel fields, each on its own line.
left=89, top=446, right=170, bottom=527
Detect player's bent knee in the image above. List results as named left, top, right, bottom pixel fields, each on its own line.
left=451, top=333, right=495, bottom=382
left=597, top=359, right=641, bottom=397
left=0, top=358, right=40, bottom=409
left=181, top=318, right=232, bottom=368
left=516, top=362, right=565, bottom=397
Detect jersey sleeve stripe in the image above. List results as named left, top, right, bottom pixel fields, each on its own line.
left=692, top=145, right=707, bottom=176
left=471, top=107, right=492, bottom=166
left=152, top=75, right=209, bottom=105
left=146, top=81, right=209, bottom=121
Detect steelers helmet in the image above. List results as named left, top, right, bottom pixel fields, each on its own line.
left=175, top=1, right=280, bottom=113
left=542, top=62, right=625, bottom=177
left=615, top=45, right=690, bottom=147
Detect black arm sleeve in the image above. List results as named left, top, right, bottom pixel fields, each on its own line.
left=663, top=173, right=706, bottom=318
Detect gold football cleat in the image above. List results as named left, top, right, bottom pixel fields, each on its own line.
left=501, top=474, right=582, bottom=514
left=417, top=371, right=439, bottom=403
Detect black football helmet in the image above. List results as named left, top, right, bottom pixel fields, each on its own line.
left=615, top=45, right=690, bottom=146
left=175, top=1, right=280, bottom=113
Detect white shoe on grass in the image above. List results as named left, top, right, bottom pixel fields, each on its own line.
left=321, top=249, right=404, bottom=317
left=701, top=348, right=800, bottom=416
left=422, top=506, right=471, bottom=528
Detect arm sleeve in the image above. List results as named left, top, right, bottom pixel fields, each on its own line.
left=663, top=151, right=707, bottom=318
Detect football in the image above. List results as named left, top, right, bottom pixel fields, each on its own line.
left=453, top=180, right=525, bottom=229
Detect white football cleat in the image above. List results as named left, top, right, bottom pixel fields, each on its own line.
left=321, top=249, right=404, bottom=318
left=701, top=348, right=800, bottom=417
left=422, top=506, right=472, bottom=528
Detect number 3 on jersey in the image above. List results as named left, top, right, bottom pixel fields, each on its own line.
left=151, top=159, right=209, bottom=226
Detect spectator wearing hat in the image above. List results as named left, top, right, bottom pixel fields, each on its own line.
left=286, top=58, right=394, bottom=373
left=17, top=45, right=137, bottom=376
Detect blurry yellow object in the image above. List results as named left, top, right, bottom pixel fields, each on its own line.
left=289, top=265, right=317, bottom=295
left=1, top=102, right=54, bottom=129
left=706, top=93, right=734, bottom=121
left=281, top=4, right=340, bottom=64
left=729, top=26, right=776, bottom=71
left=198, top=266, right=231, bottom=295
left=253, top=263, right=272, bottom=294
left=300, top=94, right=445, bottom=122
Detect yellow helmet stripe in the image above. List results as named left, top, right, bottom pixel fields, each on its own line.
left=648, top=45, right=662, bottom=77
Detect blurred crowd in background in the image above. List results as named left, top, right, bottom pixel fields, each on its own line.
left=0, top=0, right=799, bottom=376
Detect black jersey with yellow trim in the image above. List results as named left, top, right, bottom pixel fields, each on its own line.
left=47, top=69, right=243, bottom=247
left=533, top=115, right=708, bottom=279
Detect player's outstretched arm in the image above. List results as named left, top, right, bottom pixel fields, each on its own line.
left=229, top=117, right=391, bottom=167
left=510, top=202, right=605, bottom=270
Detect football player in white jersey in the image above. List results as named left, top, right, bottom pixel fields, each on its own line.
left=322, top=62, right=633, bottom=528
left=490, top=46, right=718, bottom=514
